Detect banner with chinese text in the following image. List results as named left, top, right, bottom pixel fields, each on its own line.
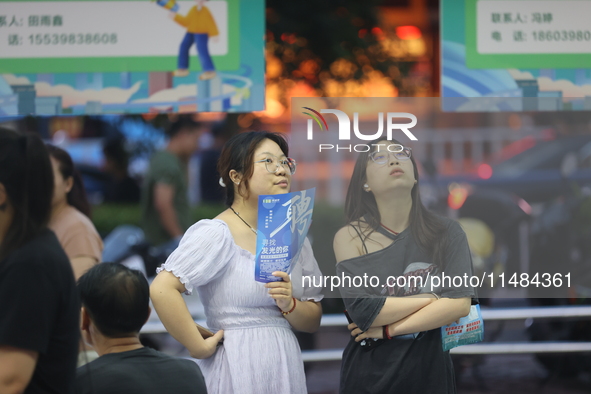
left=441, top=0, right=591, bottom=112
left=0, top=0, right=264, bottom=116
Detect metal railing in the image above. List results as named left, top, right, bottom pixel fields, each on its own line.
left=141, top=305, right=591, bottom=362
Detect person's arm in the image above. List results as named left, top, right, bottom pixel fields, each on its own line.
left=379, top=224, right=474, bottom=335
left=173, top=8, right=191, bottom=27
left=369, top=294, right=437, bottom=327
left=387, top=297, right=471, bottom=336
left=0, top=346, right=37, bottom=394
left=334, top=226, right=434, bottom=328
left=153, top=183, right=184, bottom=239
left=150, top=270, right=223, bottom=359
left=266, top=272, right=322, bottom=333
left=281, top=298, right=322, bottom=333
left=70, top=256, right=97, bottom=280
left=351, top=297, right=471, bottom=341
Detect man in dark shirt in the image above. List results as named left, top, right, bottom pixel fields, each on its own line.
left=75, top=263, right=207, bottom=394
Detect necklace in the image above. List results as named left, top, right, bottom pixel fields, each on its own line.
left=230, top=207, right=257, bottom=234
left=380, top=223, right=399, bottom=235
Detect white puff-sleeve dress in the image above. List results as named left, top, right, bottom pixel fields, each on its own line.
left=157, top=219, right=324, bottom=394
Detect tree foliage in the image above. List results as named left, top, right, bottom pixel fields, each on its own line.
left=266, top=0, right=417, bottom=99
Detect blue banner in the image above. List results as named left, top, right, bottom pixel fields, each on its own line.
left=254, top=188, right=315, bottom=283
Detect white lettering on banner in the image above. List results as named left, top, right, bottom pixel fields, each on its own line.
left=289, top=191, right=313, bottom=235
left=269, top=190, right=313, bottom=238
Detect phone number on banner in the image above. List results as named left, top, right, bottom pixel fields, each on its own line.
left=10, top=32, right=119, bottom=46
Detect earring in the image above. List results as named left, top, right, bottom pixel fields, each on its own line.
left=363, top=183, right=370, bottom=192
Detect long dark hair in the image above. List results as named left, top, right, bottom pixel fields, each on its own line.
left=217, top=131, right=289, bottom=206
left=46, top=144, right=92, bottom=218
left=344, top=138, right=448, bottom=265
left=0, top=129, right=54, bottom=261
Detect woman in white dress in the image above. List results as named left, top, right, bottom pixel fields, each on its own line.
left=150, top=131, right=324, bottom=394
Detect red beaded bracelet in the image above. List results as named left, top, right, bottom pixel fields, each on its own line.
left=281, top=297, right=297, bottom=316
left=383, top=324, right=392, bottom=340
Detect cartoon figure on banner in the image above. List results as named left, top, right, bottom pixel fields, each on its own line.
left=155, top=0, right=179, bottom=12
left=160, top=0, right=219, bottom=80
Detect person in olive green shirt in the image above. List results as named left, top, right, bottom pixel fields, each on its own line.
left=141, top=116, right=202, bottom=249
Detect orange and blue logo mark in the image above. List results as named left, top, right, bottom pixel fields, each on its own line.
left=301, top=107, right=328, bottom=131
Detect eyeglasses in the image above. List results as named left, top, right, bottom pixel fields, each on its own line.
left=369, top=145, right=412, bottom=164
left=254, top=156, right=297, bottom=175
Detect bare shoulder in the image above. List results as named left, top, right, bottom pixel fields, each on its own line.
left=334, top=224, right=360, bottom=243
left=333, top=223, right=365, bottom=264
left=334, top=220, right=372, bottom=241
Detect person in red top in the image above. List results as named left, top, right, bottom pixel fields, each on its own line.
left=169, top=0, right=219, bottom=80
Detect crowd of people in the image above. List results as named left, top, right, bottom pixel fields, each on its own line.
left=0, top=121, right=475, bottom=394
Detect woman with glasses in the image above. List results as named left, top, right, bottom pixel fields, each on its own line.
left=150, top=131, right=323, bottom=394
left=334, top=138, right=475, bottom=393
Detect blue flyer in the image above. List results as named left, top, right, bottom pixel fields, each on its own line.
left=254, top=188, right=315, bottom=283
left=441, top=304, right=484, bottom=352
